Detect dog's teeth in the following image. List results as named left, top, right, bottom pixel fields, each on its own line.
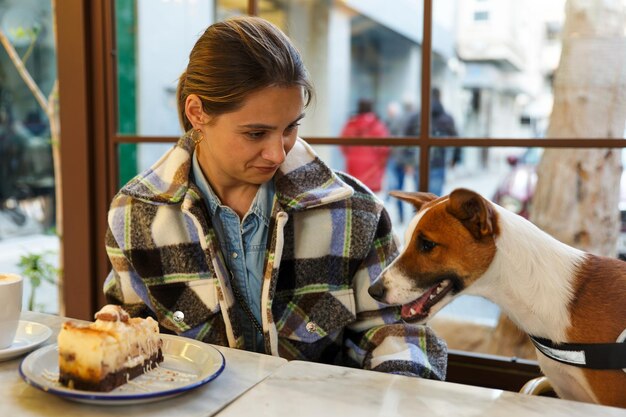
left=410, top=308, right=416, bottom=315
left=436, top=286, right=443, bottom=294
left=429, top=294, right=436, bottom=300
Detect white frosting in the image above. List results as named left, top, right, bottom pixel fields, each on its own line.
left=94, top=304, right=130, bottom=322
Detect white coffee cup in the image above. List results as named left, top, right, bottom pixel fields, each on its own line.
left=0, top=273, right=23, bottom=349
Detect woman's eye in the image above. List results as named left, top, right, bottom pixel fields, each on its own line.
left=246, top=131, right=266, bottom=140
left=418, top=237, right=437, bottom=253
left=284, top=123, right=300, bottom=134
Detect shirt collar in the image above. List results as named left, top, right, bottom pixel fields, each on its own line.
left=192, top=151, right=272, bottom=226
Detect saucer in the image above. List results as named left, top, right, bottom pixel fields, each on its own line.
left=0, top=321, right=52, bottom=362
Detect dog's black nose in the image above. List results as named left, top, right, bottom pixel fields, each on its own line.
left=368, top=280, right=386, bottom=302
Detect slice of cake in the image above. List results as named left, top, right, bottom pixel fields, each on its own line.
left=58, top=304, right=163, bottom=392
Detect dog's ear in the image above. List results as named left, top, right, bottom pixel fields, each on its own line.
left=389, top=191, right=438, bottom=211
left=446, top=188, right=497, bottom=240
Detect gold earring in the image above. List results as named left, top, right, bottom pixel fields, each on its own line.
left=190, top=128, right=204, bottom=145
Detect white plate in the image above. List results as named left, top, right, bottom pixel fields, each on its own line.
left=0, top=321, right=52, bottom=362
left=19, top=334, right=225, bottom=405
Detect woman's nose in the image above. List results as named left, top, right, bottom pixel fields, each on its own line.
left=262, top=136, right=287, bottom=164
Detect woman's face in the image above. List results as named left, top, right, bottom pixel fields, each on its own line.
left=197, top=85, right=305, bottom=190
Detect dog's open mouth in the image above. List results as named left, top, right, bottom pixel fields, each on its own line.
left=400, top=279, right=454, bottom=323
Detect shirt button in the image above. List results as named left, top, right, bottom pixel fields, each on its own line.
left=232, top=252, right=238, bottom=259
left=305, top=321, right=317, bottom=333
left=173, top=311, right=185, bottom=322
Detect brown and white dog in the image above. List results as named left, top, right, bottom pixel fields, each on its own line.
left=369, top=188, right=626, bottom=407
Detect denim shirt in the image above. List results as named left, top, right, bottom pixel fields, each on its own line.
left=192, top=152, right=272, bottom=352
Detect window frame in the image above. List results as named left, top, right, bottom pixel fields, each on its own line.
left=57, top=0, right=626, bottom=391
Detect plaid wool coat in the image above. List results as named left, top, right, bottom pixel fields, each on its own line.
left=104, top=134, right=447, bottom=379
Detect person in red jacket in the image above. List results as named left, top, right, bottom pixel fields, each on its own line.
left=340, top=99, right=390, bottom=193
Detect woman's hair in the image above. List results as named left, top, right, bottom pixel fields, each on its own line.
left=177, top=16, right=314, bottom=132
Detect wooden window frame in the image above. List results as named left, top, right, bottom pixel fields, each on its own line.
left=57, top=0, right=626, bottom=391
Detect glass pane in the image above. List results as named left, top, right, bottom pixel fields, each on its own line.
left=0, top=0, right=59, bottom=314
left=118, top=143, right=137, bottom=189
left=118, top=142, right=175, bottom=182
left=118, top=140, right=625, bottom=361
left=430, top=146, right=624, bottom=358
left=116, top=0, right=425, bottom=138
left=313, top=144, right=624, bottom=360
left=433, top=0, right=583, bottom=139
left=256, top=0, right=425, bottom=138
left=115, top=0, right=247, bottom=136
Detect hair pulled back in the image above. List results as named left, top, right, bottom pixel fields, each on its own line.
left=177, top=16, right=314, bottom=132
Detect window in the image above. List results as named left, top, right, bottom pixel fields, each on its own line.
left=58, top=0, right=626, bottom=393
left=0, top=0, right=59, bottom=314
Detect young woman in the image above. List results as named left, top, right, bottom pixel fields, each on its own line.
left=104, top=16, right=446, bottom=379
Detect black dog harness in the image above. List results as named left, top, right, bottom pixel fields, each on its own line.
left=530, top=335, right=626, bottom=369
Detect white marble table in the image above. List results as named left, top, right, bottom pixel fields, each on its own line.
left=215, top=360, right=626, bottom=417
left=2, top=311, right=287, bottom=417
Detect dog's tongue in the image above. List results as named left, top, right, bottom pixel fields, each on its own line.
left=400, top=285, right=439, bottom=321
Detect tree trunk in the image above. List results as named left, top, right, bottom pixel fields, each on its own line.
left=493, top=0, right=626, bottom=360
left=530, top=0, right=626, bottom=257
left=48, top=80, right=63, bottom=313
left=49, top=0, right=63, bottom=314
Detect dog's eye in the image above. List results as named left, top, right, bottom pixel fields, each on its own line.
left=418, top=237, right=437, bottom=253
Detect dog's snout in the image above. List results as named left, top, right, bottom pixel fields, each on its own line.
left=368, top=279, right=386, bottom=302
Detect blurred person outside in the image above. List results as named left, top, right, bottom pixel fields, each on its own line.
left=429, top=87, right=459, bottom=196
left=386, top=100, right=419, bottom=223
left=397, top=89, right=458, bottom=197
left=340, top=99, right=390, bottom=194
left=385, top=101, right=405, bottom=136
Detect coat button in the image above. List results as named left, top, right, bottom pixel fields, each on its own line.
left=173, top=311, right=185, bottom=322
left=305, top=321, right=317, bottom=333
left=232, top=252, right=238, bottom=259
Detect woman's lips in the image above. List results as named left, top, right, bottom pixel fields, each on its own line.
left=255, top=166, right=279, bottom=174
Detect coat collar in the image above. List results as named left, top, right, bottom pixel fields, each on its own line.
left=120, top=133, right=354, bottom=211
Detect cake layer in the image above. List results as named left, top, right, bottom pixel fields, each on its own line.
left=58, top=305, right=163, bottom=392
left=59, top=350, right=163, bottom=392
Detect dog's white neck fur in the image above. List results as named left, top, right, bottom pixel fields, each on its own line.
left=468, top=204, right=587, bottom=343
